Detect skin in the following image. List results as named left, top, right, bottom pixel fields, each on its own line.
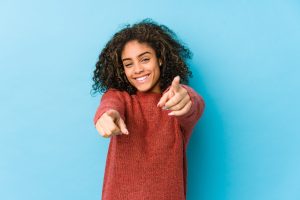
left=96, top=40, right=192, bottom=138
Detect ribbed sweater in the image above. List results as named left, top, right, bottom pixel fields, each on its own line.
left=93, top=85, right=205, bottom=200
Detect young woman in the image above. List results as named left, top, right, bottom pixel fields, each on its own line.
left=91, top=18, right=205, bottom=200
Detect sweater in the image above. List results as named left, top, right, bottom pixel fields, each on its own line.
left=93, top=85, right=205, bottom=200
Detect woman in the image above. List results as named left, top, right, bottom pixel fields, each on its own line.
left=92, top=18, right=205, bottom=200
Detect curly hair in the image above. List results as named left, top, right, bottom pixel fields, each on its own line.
left=91, top=18, right=193, bottom=96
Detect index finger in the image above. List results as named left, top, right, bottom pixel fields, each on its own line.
left=171, top=76, right=181, bottom=92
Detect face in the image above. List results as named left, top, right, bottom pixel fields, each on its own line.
left=121, top=40, right=162, bottom=93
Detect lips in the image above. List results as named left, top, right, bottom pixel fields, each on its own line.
left=134, top=74, right=150, bottom=83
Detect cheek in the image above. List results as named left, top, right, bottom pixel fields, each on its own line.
left=154, top=67, right=160, bottom=78
left=124, top=69, right=131, bottom=80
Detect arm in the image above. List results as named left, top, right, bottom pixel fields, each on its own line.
left=93, top=89, right=126, bottom=127
left=175, top=85, right=205, bottom=148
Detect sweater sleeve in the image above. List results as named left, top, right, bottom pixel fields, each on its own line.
left=93, top=89, right=126, bottom=126
left=175, top=85, right=205, bottom=148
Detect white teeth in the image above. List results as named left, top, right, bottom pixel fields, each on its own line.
left=136, top=75, right=148, bottom=81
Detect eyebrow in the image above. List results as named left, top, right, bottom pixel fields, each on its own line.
left=122, top=51, right=151, bottom=62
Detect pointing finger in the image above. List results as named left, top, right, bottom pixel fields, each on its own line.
left=117, top=117, right=129, bottom=135
left=171, top=76, right=181, bottom=92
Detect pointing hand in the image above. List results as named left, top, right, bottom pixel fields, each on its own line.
left=157, top=76, right=192, bottom=116
left=96, top=109, right=129, bottom=138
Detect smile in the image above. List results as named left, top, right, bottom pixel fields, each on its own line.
left=135, top=74, right=150, bottom=83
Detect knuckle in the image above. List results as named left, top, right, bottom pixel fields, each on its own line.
left=178, top=103, right=185, bottom=110
left=171, top=105, right=178, bottom=111
left=185, top=102, right=192, bottom=111
left=173, top=104, right=182, bottom=111
left=101, top=132, right=108, bottom=137
left=103, top=131, right=112, bottom=137
left=105, top=129, right=112, bottom=135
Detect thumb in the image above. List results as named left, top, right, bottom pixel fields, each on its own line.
left=116, top=117, right=129, bottom=135
left=171, top=76, right=181, bottom=92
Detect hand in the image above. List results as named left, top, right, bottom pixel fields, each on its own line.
left=157, top=76, right=192, bottom=116
left=95, top=109, right=129, bottom=138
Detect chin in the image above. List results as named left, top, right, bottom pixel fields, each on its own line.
left=136, top=86, right=151, bottom=92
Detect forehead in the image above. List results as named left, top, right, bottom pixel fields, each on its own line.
left=121, top=40, right=155, bottom=59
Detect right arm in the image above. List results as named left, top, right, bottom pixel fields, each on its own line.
left=93, top=89, right=128, bottom=138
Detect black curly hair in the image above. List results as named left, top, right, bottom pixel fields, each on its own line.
left=91, top=18, right=193, bottom=96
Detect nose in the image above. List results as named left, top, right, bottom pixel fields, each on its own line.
left=133, top=64, right=144, bottom=74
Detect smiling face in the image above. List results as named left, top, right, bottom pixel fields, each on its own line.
left=121, top=40, right=162, bottom=93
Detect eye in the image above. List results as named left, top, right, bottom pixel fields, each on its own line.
left=124, top=63, right=132, bottom=67
left=142, top=58, right=150, bottom=62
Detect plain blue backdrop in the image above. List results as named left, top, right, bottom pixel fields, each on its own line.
left=1, top=0, right=299, bottom=199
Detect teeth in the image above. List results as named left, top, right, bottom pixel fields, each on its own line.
left=136, top=75, right=148, bottom=81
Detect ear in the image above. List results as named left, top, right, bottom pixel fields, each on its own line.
left=158, top=58, right=162, bottom=66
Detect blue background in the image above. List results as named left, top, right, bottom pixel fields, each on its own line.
left=1, top=0, right=300, bottom=199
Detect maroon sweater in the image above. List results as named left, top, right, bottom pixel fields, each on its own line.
left=93, top=85, right=205, bottom=200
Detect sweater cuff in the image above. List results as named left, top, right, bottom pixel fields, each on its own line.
left=93, top=90, right=126, bottom=126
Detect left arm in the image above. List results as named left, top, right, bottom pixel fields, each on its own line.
left=175, top=85, right=205, bottom=147
left=157, top=76, right=205, bottom=147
